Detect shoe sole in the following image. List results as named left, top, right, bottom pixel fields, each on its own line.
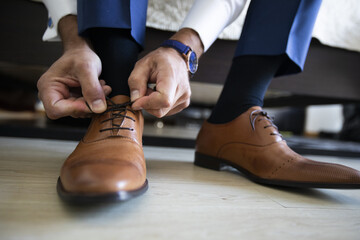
left=57, top=178, right=148, bottom=204
left=195, top=152, right=360, bottom=189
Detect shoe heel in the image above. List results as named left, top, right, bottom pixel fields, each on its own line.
left=194, top=152, right=223, bottom=171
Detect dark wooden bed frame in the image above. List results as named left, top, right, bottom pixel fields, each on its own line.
left=2, top=0, right=360, bottom=107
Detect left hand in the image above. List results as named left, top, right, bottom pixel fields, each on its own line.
left=128, top=47, right=191, bottom=118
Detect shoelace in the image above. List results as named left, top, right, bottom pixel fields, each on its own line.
left=249, top=109, right=283, bottom=138
left=99, top=97, right=135, bottom=132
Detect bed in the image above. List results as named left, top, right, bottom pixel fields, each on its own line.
left=1, top=0, right=360, bottom=156
left=144, top=0, right=360, bottom=106
left=0, top=0, right=359, bottom=107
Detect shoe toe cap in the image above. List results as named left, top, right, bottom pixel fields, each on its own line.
left=60, top=161, right=146, bottom=194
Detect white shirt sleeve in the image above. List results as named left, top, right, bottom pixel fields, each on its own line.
left=42, top=0, right=77, bottom=41
left=180, top=0, right=247, bottom=52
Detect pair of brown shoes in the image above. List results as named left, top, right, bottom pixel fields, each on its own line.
left=57, top=96, right=360, bottom=203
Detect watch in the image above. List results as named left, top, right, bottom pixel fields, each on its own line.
left=160, top=39, right=198, bottom=76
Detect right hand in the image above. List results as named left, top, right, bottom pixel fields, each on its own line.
left=37, top=47, right=111, bottom=119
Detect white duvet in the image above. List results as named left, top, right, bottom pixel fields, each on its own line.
left=147, top=0, right=360, bottom=53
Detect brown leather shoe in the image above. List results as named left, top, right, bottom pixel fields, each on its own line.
left=195, top=107, right=360, bottom=188
left=57, top=95, right=148, bottom=203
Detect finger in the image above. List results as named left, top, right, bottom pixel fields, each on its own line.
left=99, top=79, right=106, bottom=85
left=46, top=96, right=91, bottom=119
left=143, top=107, right=170, bottom=119
left=128, top=60, right=152, bottom=102
left=77, top=64, right=106, bottom=113
left=99, top=79, right=112, bottom=96
left=147, top=97, right=189, bottom=118
left=132, top=91, right=172, bottom=116
left=102, top=85, right=112, bottom=96
left=132, top=68, right=177, bottom=112
left=165, top=99, right=191, bottom=116
left=141, top=85, right=190, bottom=118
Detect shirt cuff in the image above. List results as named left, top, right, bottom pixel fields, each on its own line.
left=42, top=0, right=77, bottom=41
left=180, top=0, right=247, bottom=52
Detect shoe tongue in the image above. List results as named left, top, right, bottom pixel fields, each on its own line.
left=106, top=95, right=133, bottom=135
left=247, top=106, right=282, bottom=141
left=109, top=95, right=131, bottom=105
left=247, top=106, right=263, bottom=112
left=83, top=95, right=134, bottom=142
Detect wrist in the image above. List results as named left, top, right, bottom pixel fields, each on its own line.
left=170, top=28, right=204, bottom=59
left=58, top=15, right=90, bottom=52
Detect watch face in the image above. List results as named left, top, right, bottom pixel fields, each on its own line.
left=188, top=51, right=198, bottom=74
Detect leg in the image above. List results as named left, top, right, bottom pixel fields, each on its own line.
left=78, top=0, right=147, bottom=97
left=57, top=0, right=150, bottom=203
left=196, top=0, right=360, bottom=188
left=209, top=0, right=322, bottom=124
left=87, top=28, right=141, bottom=97
left=208, top=54, right=286, bottom=123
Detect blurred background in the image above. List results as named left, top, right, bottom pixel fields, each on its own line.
left=1, top=0, right=360, bottom=157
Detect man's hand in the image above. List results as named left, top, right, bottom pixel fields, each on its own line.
left=37, top=15, right=111, bottom=119
left=128, top=28, right=204, bottom=118
left=128, top=47, right=191, bottom=118
left=37, top=47, right=111, bottom=119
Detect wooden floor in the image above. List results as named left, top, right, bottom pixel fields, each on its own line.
left=1, top=136, right=360, bottom=240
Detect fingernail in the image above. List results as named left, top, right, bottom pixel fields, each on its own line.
left=131, top=90, right=140, bottom=102
left=91, top=99, right=105, bottom=112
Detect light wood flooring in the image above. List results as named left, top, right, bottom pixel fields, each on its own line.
left=1, top=136, right=360, bottom=240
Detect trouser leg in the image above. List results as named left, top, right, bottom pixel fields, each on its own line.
left=209, top=0, right=322, bottom=124
left=77, top=0, right=148, bottom=97
left=87, top=28, right=141, bottom=97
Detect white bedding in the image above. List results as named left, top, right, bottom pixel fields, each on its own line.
left=147, top=0, right=360, bottom=53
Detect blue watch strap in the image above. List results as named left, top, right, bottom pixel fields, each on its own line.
left=161, top=39, right=198, bottom=76
left=161, top=40, right=191, bottom=55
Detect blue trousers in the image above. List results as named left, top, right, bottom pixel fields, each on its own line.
left=77, top=0, right=148, bottom=47
left=236, top=0, right=322, bottom=76
left=77, top=0, right=321, bottom=76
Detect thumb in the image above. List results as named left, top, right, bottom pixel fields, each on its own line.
left=128, top=61, right=151, bottom=103
left=77, top=65, right=107, bottom=113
